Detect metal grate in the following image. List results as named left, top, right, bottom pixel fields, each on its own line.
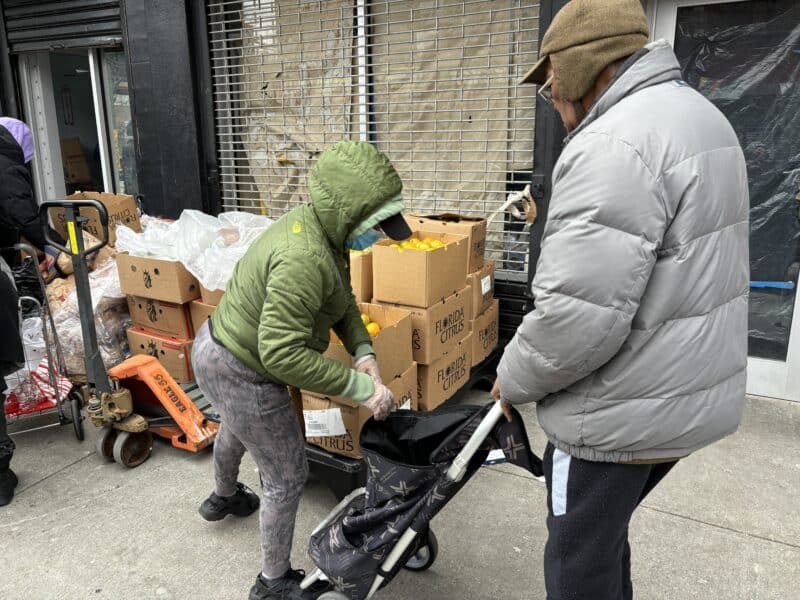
left=206, top=0, right=539, bottom=279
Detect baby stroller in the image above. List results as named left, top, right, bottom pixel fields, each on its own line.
left=302, top=402, right=544, bottom=600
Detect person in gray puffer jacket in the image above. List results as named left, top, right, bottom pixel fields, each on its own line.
left=493, top=1, right=749, bottom=598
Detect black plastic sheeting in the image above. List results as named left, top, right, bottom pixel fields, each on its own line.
left=674, top=0, right=800, bottom=361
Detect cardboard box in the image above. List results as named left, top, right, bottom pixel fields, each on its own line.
left=471, top=299, right=500, bottom=367
left=117, top=253, right=200, bottom=303
left=349, top=250, right=373, bottom=303
left=406, top=213, right=486, bottom=272
left=126, top=327, right=194, bottom=384
left=200, top=284, right=225, bottom=306
left=303, top=363, right=418, bottom=458
left=60, top=138, right=92, bottom=184
left=127, top=296, right=194, bottom=339
left=467, top=260, right=495, bottom=317
left=417, top=335, right=472, bottom=411
left=322, top=303, right=413, bottom=385
left=372, top=230, right=469, bottom=308
left=378, top=287, right=469, bottom=365
left=51, top=192, right=141, bottom=247
left=190, top=300, right=217, bottom=334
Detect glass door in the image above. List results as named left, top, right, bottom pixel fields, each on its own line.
left=651, top=0, right=800, bottom=400
left=17, top=48, right=139, bottom=200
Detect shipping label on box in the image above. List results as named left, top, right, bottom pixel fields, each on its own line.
left=418, top=335, right=473, bottom=411
left=302, top=363, right=418, bottom=458
left=467, top=260, right=495, bottom=317
left=349, top=250, right=373, bottom=303
left=127, top=296, right=194, bottom=339
left=117, top=253, right=200, bottom=303
left=380, top=288, right=469, bottom=365
left=317, top=303, right=413, bottom=393
left=189, top=300, right=217, bottom=335
left=471, top=299, right=500, bottom=367
left=406, top=214, right=486, bottom=272
left=126, top=327, right=194, bottom=384
left=372, top=230, right=469, bottom=308
left=50, top=192, right=141, bottom=247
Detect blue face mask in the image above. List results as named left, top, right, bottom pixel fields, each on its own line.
left=345, top=227, right=381, bottom=251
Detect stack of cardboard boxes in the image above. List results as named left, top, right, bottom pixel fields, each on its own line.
left=295, top=216, right=501, bottom=477
left=406, top=215, right=499, bottom=369
left=117, top=256, right=223, bottom=384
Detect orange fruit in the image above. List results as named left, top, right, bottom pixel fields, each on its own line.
left=366, top=322, right=381, bottom=336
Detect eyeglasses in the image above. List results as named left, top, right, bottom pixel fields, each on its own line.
left=538, top=75, right=554, bottom=106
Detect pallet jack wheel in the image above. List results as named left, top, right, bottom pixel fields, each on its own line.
left=68, top=389, right=84, bottom=441
left=112, top=430, right=153, bottom=468
left=95, top=427, right=117, bottom=461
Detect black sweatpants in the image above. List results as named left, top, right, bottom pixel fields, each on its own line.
left=542, top=442, right=677, bottom=600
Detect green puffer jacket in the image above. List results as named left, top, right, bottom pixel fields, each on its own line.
left=210, top=141, right=403, bottom=399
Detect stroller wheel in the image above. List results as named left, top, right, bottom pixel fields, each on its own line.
left=318, top=592, right=350, bottom=600
left=69, top=389, right=84, bottom=441
left=404, top=529, right=438, bottom=572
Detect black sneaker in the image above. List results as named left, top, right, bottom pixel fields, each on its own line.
left=198, top=482, right=259, bottom=521
left=249, top=569, right=317, bottom=600
left=0, top=468, right=17, bottom=507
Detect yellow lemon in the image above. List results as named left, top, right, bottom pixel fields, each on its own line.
left=431, top=240, right=445, bottom=249
left=418, top=242, right=431, bottom=250
left=423, top=237, right=435, bottom=245
left=366, top=322, right=381, bottom=336
left=360, top=313, right=371, bottom=326
left=390, top=243, right=400, bottom=249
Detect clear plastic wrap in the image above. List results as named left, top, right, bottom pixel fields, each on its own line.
left=48, top=259, right=130, bottom=379
left=115, top=209, right=273, bottom=292
left=674, top=1, right=800, bottom=360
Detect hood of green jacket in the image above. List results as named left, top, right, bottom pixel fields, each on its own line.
left=308, top=141, right=404, bottom=248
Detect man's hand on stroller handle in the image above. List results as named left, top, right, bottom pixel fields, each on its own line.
left=491, top=378, right=514, bottom=423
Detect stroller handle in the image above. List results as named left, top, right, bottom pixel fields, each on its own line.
left=446, top=401, right=506, bottom=483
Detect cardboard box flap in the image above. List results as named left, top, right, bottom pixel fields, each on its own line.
left=50, top=192, right=141, bottom=247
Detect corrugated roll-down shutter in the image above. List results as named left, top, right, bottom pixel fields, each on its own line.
left=3, top=0, right=122, bottom=53
left=206, top=0, right=538, bottom=282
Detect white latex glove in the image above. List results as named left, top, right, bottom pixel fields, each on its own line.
left=363, top=383, right=395, bottom=421
left=355, top=354, right=382, bottom=385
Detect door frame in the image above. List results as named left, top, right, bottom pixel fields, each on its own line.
left=646, top=0, right=800, bottom=401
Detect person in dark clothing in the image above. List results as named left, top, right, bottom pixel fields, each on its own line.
left=0, top=117, right=64, bottom=268
left=0, top=117, right=64, bottom=506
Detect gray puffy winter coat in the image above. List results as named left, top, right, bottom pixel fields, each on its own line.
left=497, top=41, right=749, bottom=463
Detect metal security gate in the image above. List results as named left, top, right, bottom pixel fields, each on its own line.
left=2, top=0, right=122, bottom=52
left=206, top=0, right=539, bottom=280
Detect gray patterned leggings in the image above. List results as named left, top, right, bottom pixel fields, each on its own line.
left=192, top=322, right=309, bottom=578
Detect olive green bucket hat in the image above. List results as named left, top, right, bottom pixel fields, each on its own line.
left=521, top=0, right=649, bottom=102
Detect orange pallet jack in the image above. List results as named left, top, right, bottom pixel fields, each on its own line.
left=41, top=199, right=218, bottom=467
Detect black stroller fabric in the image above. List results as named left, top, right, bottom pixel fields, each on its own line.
left=308, top=404, right=543, bottom=599
left=13, top=257, right=44, bottom=317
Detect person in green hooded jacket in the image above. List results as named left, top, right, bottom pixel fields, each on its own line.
left=191, top=141, right=411, bottom=600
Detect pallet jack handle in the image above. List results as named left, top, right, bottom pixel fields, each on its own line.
left=40, top=199, right=109, bottom=257
left=39, top=199, right=112, bottom=395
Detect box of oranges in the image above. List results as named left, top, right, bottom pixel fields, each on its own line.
left=372, top=230, right=469, bottom=308
left=319, top=303, right=413, bottom=388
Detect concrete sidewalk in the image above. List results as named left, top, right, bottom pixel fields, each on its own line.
left=2, top=392, right=798, bottom=599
